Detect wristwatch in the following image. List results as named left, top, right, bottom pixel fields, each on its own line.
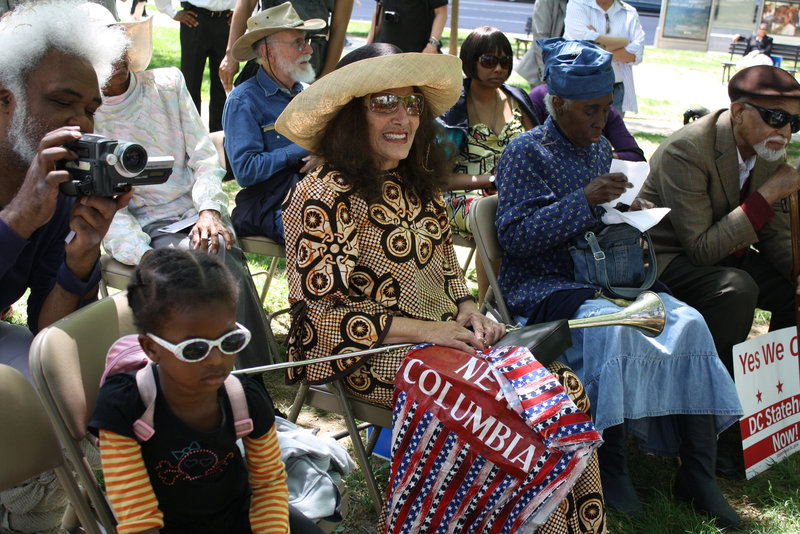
left=428, top=37, right=441, bottom=47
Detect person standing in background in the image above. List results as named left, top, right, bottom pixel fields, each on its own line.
left=366, top=0, right=447, bottom=53
left=515, top=0, right=569, bottom=87
left=155, top=0, right=235, bottom=132
left=564, top=0, right=644, bottom=115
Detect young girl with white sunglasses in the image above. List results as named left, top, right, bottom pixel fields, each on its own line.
left=90, top=249, right=320, bottom=533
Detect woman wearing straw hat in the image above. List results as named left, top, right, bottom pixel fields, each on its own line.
left=278, top=44, right=608, bottom=533
left=277, top=44, right=504, bottom=408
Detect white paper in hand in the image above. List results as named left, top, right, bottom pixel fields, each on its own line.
left=601, top=207, right=671, bottom=232
left=600, top=159, right=651, bottom=210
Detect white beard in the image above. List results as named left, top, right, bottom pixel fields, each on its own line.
left=8, top=93, right=39, bottom=165
left=275, top=52, right=316, bottom=84
left=753, top=135, right=787, bottom=162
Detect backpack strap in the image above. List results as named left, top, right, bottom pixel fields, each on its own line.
left=132, top=366, right=253, bottom=441
left=223, top=374, right=253, bottom=438
left=133, top=365, right=157, bottom=441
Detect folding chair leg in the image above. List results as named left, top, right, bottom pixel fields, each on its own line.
left=265, top=307, right=289, bottom=364
left=365, top=425, right=382, bottom=457
left=331, top=380, right=384, bottom=518
left=288, top=383, right=310, bottom=423
left=462, top=246, right=475, bottom=274
left=258, top=256, right=280, bottom=304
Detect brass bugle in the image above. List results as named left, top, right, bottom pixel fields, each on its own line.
left=234, top=291, right=667, bottom=375
left=568, top=290, right=666, bottom=338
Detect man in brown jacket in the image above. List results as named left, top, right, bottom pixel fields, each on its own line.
left=640, top=65, right=800, bottom=379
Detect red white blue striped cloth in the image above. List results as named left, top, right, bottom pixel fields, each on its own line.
left=385, top=344, right=602, bottom=533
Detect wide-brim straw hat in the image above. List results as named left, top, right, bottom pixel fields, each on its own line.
left=232, top=1, right=326, bottom=62
left=275, top=53, right=463, bottom=152
left=77, top=3, right=153, bottom=72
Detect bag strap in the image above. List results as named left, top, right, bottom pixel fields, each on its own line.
left=224, top=374, right=254, bottom=439
left=132, top=365, right=253, bottom=442
left=133, top=365, right=157, bottom=441
left=583, top=229, right=658, bottom=300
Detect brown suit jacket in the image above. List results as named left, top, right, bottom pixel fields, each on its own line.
left=639, top=109, right=792, bottom=279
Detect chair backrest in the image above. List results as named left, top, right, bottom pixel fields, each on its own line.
left=468, top=195, right=513, bottom=324
left=0, top=364, right=102, bottom=533
left=29, top=291, right=137, bottom=533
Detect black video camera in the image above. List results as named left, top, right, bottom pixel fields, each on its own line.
left=383, top=10, right=399, bottom=22
left=57, top=134, right=174, bottom=197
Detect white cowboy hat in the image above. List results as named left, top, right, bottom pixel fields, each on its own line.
left=275, top=52, right=463, bottom=152
left=231, top=1, right=326, bottom=62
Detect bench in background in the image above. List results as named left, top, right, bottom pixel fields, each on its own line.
left=514, top=17, right=533, bottom=58
left=721, top=40, right=800, bottom=82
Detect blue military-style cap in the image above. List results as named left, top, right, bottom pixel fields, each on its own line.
left=538, top=38, right=614, bottom=100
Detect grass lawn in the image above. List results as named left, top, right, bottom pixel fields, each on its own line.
left=4, top=21, right=795, bottom=534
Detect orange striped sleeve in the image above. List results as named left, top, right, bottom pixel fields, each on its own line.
left=244, top=423, right=290, bottom=533
left=99, top=429, right=164, bottom=534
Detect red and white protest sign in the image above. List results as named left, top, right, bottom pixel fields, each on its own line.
left=733, top=327, right=800, bottom=479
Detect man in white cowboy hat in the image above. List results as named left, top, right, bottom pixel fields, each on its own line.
left=88, top=7, right=273, bottom=370
left=154, top=0, right=235, bottom=132
left=0, top=1, right=129, bottom=531
left=222, top=1, right=325, bottom=244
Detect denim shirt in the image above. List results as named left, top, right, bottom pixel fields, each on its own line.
left=222, top=67, right=309, bottom=188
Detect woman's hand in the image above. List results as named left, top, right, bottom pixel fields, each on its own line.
left=455, top=300, right=506, bottom=348
left=583, top=173, right=631, bottom=205
left=419, top=320, right=487, bottom=354
left=629, top=198, right=655, bottom=211
left=456, top=311, right=506, bottom=348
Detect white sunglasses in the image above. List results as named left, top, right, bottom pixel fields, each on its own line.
left=146, top=323, right=251, bottom=363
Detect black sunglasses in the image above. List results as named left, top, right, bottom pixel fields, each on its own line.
left=478, top=54, right=513, bottom=70
left=745, top=102, right=800, bottom=133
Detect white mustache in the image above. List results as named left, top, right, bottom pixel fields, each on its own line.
left=764, top=135, right=788, bottom=147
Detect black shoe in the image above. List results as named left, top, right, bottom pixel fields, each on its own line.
left=598, top=423, right=642, bottom=515
left=673, top=469, right=742, bottom=529
left=675, top=415, right=742, bottom=529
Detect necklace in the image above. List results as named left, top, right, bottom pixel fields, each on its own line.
left=469, top=89, right=500, bottom=134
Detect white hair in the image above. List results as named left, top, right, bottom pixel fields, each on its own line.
left=0, top=0, right=129, bottom=95
left=544, top=92, right=571, bottom=118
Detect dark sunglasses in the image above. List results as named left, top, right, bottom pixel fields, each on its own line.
left=478, top=54, right=513, bottom=70
left=745, top=102, right=800, bottom=133
left=366, top=93, right=425, bottom=116
left=147, top=323, right=252, bottom=363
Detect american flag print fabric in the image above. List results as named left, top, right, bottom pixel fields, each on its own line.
left=385, top=344, right=602, bottom=533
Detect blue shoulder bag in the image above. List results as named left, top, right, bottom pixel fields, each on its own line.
left=569, top=223, right=657, bottom=300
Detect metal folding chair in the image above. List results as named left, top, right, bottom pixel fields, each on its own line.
left=0, top=364, right=103, bottom=534
left=29, top=292, right=137, bottom=533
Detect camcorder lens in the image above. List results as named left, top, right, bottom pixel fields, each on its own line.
left=116, top=143, right=147, bottom=176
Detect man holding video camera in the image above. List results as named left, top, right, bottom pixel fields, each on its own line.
left=0, top=1, right=130, bottom=379
left=0, top=2, right=130, bottom=532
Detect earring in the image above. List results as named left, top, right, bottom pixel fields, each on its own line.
left=422, top=144, right=433, bottom=172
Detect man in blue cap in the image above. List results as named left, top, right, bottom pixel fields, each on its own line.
left=493, top=37, right=743, bottom=528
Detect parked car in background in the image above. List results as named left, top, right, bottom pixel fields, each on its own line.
left=627, top=0, right=661, bottom=14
